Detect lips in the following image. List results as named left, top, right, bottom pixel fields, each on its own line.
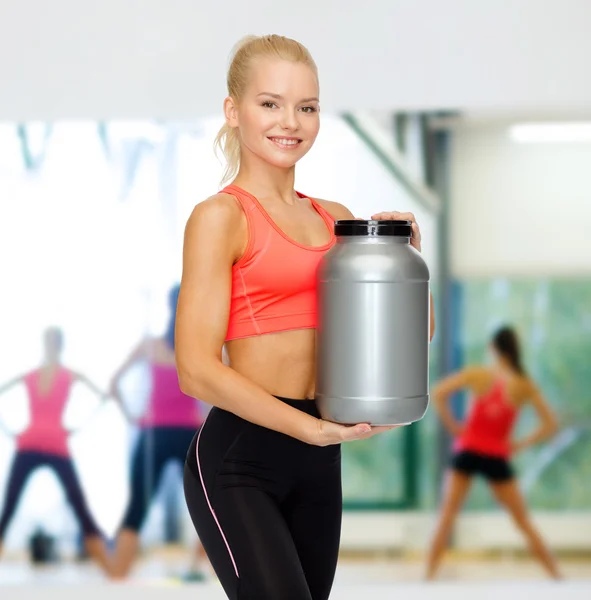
left=268, top=136, right=302, bottom=148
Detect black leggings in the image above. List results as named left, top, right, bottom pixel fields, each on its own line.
left=0, top=451, right=101, bottom=539
left=121, top=426, right=197, bottom=532
left=184, top=397, right=342, bottom=600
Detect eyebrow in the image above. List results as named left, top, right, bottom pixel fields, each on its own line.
left=256, top=92, right=319, bottom=103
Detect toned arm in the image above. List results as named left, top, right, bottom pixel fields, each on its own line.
left=431, top=366, right=479, bottom=436
left=175, top=195, right=322, bottom=443
left=512, top=381, right=559, bottom=452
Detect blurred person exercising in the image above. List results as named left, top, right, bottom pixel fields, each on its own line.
left=426, top=325, right=561, bottom=580
left=108, top=284, right=209, bottom=579
left=178, top=34, right=436, bottom=600
left=0, top=327, right=110, bottom=570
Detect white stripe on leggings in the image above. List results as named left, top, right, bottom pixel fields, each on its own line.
left=195, top=421, right=240, bottom=578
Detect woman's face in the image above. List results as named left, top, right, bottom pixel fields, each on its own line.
left=227, top=58, right=320, bottom=170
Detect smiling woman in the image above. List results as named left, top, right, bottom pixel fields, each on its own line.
left=177, top=33, right=434, bottom=600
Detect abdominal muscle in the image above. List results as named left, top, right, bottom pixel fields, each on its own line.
left=225, top=329, right=317, bottom=400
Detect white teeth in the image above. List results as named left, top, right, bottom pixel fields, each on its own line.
left=270, top=138, right=299, bottom=146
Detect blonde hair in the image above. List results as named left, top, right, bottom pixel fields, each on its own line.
left=214, top=34, right=318, bottom=186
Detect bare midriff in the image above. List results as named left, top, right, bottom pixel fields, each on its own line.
left=226, top=329, right=316, bottom=400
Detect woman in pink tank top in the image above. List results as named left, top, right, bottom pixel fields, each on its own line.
left=0, top=327, right=110, bottom=571
left=426, top=326, right=561, bottom=580
left=107, top=284, right=209, bottom=580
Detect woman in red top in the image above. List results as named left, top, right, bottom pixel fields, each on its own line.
left=178, top=34, right=435, bottom=600
left=426, top=326, right=561, bottom=580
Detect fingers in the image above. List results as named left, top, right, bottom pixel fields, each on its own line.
left=411, top=221, right=422, bottom=250
left=340, top=423, right=404, bottom=442
left=324, top=422, right=370, bottom=443
left=369, top=210, right=422, bottom=252
left=319, top=420, right=408, bottom=446
left=371, top=211, right=416, bottom=223
left=341, top=424, right=372, bottom=441
left=371, top=212, right=399, bottom=221
left=374, top=425, right=401, bottom=433
left=358, top=425, right=401, bottom=439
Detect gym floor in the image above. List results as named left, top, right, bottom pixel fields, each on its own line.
left=0, top=550, right=589, bottom=599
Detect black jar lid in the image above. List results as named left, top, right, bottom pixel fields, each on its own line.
left=334, top=219, right=412, bottom=237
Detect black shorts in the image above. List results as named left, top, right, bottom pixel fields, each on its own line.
left=451, top=450, right=514, bottom=482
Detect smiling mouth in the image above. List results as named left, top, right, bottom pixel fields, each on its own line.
left=267, top=137, right=303, bottom=148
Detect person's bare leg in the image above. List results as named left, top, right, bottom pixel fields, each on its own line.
left=109, top=529, right=140, bottom=580
left=84, top=535, right=111, bottom=574
left=490, top=479, right=562, bottom=579
left=424, top=470, right=473, bottom=580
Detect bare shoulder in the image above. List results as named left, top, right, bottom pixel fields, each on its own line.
left=145, top=336, right=164, bottom=355
left=185, top=193, right=247, bottom=258
left=464, top=364, right=488, bottom=379
left=463, top=365, right=491, bottom=387
left=522, top=375, right=541, bottom=397
left=186, top=193, right=244, bottom=229
left=313, top=198, right=355, bottom=220
left=66, top=368, right=81, bottom=380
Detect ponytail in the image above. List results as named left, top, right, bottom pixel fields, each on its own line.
left=214, top=123, right=241, bottom=187
left=492, top=326, right=526, bottom=375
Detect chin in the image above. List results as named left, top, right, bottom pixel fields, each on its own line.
left=263, top=146, right=312, bottom=169
left=265, top=155, right=301, bottom=169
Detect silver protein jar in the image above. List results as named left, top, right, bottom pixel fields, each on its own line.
left=315, top=219, right=430, bottom=426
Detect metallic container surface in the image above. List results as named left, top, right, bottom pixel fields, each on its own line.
left=316, top=231, right=430, bottom=426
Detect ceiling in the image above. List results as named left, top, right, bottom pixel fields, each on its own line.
left=1, top=0, right=590, bottom=120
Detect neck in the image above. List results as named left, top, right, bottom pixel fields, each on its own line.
left=232, top=154, right=297, bottom=205
left=43, top=358, right=61, bottom=369
left=494, top=359, right=515, bottom=376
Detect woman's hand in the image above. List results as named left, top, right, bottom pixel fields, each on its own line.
left=371, top=211, right=422, bottom=253
left=311, top=419, right=403, bottom=446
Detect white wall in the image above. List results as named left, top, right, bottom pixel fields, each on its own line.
left=449, top=125, right=591, bottom=277
left=1, top=0, right=590, bottom=120
left=338, top=511, right=591, bottom=552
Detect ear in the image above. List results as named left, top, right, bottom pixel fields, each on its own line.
left=223, top=96, right=239, bottom=129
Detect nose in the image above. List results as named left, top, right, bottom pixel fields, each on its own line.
left=280, top=108, right=299, bottom=131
